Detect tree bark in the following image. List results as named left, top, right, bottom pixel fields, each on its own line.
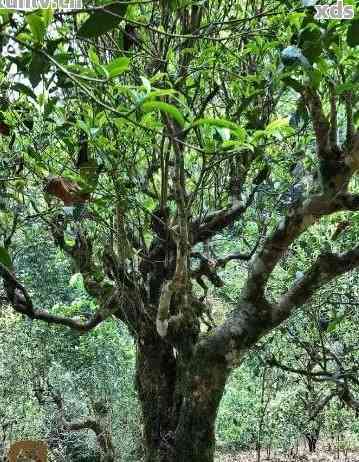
left=135, top=335, right=179, bottom=462
left=305, top=430, right=319, bottom=453
left=171, top=361, right=228, bottom=462
left=135, top=333, right=229, bottom=462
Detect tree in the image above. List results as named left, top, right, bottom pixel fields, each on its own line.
left=1, top=2, right=359, bottom=461
left=52, top=392, right=115, bottom=462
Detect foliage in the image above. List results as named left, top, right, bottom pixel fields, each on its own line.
left=1, top=0, right=359, bottom=460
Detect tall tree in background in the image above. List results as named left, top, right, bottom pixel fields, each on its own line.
left=1, top=1, right=359, bottom=461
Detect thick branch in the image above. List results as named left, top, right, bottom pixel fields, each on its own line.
left=50, top=223, right=144, bottom=333
left=275, top=246, right=359, bottom=322
left=53, top=393, right=115, bottom=459
left=195, top=193, right=359, bottom=367
left=1, top=225, right=143, bottom=332
left=329, top=83, right=338, bottom=149
left=243, top=193, right=359, bottom=303
left=303, top=87, right=330, bottom=158
left=267, top=355, right=354, bottom=383
left=345, top=91, right=354, bottom=148
left=0, top=263, right=106, bottom=332
left=337, top=382, right=359, bottom=413
left=192, top=187, right=257, bottom=244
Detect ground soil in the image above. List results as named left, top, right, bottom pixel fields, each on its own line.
left=215, top=450, right=359, bottom=461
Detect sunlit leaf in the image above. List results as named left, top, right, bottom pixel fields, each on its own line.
left=26, top=13, right=46, bottom=43
left=266, top=118, right=292, bottom=134
left=41, top=8, right=53, bottom=27
left=193, top=117, right=241, bottom=131
left=142, top=101, right=185, bottom=127
left=69, top=273, right=84, bottom=289
left=105, top=57, right=129, bottom=78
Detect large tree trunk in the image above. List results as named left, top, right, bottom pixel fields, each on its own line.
left=135, top=334, right=229, bottom=462
left=135, top=334, right=179, bottom=462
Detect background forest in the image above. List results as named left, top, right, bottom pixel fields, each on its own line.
left=1, top=0, right=359, bottom=461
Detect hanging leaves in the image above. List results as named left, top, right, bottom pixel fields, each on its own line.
left=78, top=3, right=129, bottom=38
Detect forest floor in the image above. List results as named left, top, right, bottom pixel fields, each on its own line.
left=215, top=450, right=359, bottom=461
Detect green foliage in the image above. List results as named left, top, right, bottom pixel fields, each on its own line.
left=1, top=1, right=359, bottom=459
left=347, top=19, right=359, bottom=47
left=26, top=13, right=46, bottom=44
left=0, top=246, right=12, bottom=268
left=142, top=101, right=185, bottom=127
left=106, top=57, right=130, bottom=79
left=78, top=4, right=129, bottom=38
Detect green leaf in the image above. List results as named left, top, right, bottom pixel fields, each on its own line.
left=146, top=89, right=177, bottom=99
left=29, top=51, right=48, bottom=87
left=141, top=76, right=151, bottom=93
left=194, top=117, right=247, bottom=140
left=40, top=8, right=53, bottom=27
left=306, top=68, right=322, bottom=90
left=193, top=117, right=241, bottom=131
left=94, top=64, right=110, bottom=79
left=78, top=3, right=128, bottom=38
left=95, top=111, right=107, bottom=127
left=26, top=13, right=46, bottom=43
left=327, top=314, right=345, bottom=333
left=193, top=117, right=247, bottom=142
left=88, top=46, right=100, bottom=65
left=336, top=82, right=356, bottom=95
left=347, top=19, right=359, bottom=47
left=77, top=120, right=91, bottom=135
left=222, top=141, right=254, bottom=151
left=27, top=146, right=37, bottom=159
left=266, top=118, right=291, bottom=133
left=69, top=272, right=83, bottom=289
left=0, top=247, right=12, bottom=269
left=142, top=101, right=185, bottom=127
left=298, top=24, right=323, bottom=61
left=105, top=57, right=129, bottom=78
